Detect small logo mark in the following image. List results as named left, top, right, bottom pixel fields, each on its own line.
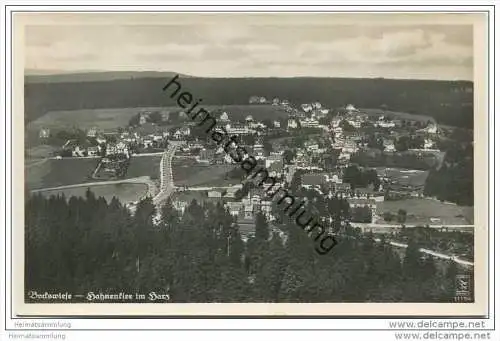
left=454, top=274, right=473, bottom=302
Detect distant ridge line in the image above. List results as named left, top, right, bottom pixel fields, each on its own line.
left=24, top=70, right=473, bottom=84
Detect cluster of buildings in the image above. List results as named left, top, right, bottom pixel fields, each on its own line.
left=173, top=101, right=440, bottom=225
left=42, top=98, right=440, bottom=227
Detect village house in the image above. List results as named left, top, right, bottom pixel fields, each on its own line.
left=243, top=202, right=254, bottom=219
left=173, top=126, right=191, bottom=139
left=87, top=146, right=99, bottom=157
left=273, top=120, right=281, bottom=128
left=299, top=117, right=320, bottom=129
left=331, top=117, right=342, bottom=128
left=152, top=133, right=164, bottom=142
left=265, top=154, right=283, bottom=168
left=248, top=96, right=260, bottom=104
left=260, top=200, right=273, bottom=219
left=421, top=123, right=438, bottom=134
left=347, top=118, right=362, bottom=129
left=287, top=118, right=298, bottom=130
left=225, top=201, right=243, bottom=217
left=383, top=139, right=396, bottom=152
left=72, top=145, right=87, bottom=157
left=305, top=141, right=319, bottom=152
left=207, top=190, right=223, bottom=198
left=219, top=112, right=230, bottom=122
left=347, top=198, right=378, bottom=222
left=173, top=200, right=188, bottom=214
left=335, top=183, right=352, bottom=196
left=143, top=138, right=154, bottom=148
left=86, top=127, right=98, bottom=138
left=424, top=139, right=435, bottom=149
left=319, top=108, right=330, bottom=116
left=301, top=103, right=313, bottom=112
left=226, top=123, right=255, bottom=136
left=198, top=148, right=215, bottom=163
left=312, top=102, right=322, bottom=110
left=345, top=104, right=358, bottom=114
left=139, top=114, right=148, bottom=125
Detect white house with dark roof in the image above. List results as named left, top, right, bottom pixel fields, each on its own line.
left=287, top=119, right=298, bottom=130
left=220, top=112, right=230, bottom=122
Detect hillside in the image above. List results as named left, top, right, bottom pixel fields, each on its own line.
left=24, top=76, right=474, bottom=128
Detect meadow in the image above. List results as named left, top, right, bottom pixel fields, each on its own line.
left=26, top=104, right=289, bottom=136
left=375, top=167, right=430, bottom=188
left=26, top=158, right=99, bottom=190
left=26, top=107, right=168, bottom=132
left=126, top=155, right=162, bottom=180
left=172, top=160, right=241, bottom=187
left=376, top=198, right=474, bottom=225
left=361, top=108, right=436, bottom=124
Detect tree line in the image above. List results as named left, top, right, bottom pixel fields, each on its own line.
left=424, top=129, right=473, bottom=206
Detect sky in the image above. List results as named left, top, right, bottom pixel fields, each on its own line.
left=24, top=14, right=474, bottom=80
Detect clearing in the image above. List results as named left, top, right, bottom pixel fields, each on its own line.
left=27, top=107, right=169, bottom=132
left=172, top=160, right=241, bottom=187
left=26, top=158, right=100, bottom=190
left=376, top=198, right=474, bottom=225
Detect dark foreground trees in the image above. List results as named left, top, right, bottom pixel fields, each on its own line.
left=25, top=191, right=465, bottom=303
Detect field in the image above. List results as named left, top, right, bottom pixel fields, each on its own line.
left=375, top=167, right=429, bottom=187
left=25, top=145, right=59, bottom=159
left=26, top=158, right=100, bottom=190
left=376, top=198, right=473, bottom=225
left=26, top=107, right=168, bottom=132
left=25, top=104, right=288, bottom=153
left=37, top=183, right=148, bottom=205
left=27, top=104, right=288, bottom=134
left=172, top=160, right=241, bottom=187
left=361, top=108, right=436, bottom=124
left=126, top=155, right=162, bottom=180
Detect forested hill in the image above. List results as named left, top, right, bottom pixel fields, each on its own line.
left=25, top=76, right=473, bottom=128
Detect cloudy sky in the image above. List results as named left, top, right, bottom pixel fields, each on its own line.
left=24, top=14, right=474, bottom=80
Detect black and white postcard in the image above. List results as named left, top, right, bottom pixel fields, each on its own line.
left=13, top=12, right=489, bottom=317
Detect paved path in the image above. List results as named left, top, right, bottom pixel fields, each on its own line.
left=382, top=240, right=474, bottom=268
left=152, top=143, right=182, bottom=206
left=181, top=185, right=242, bottom=191
left=351, top=223, right=474, bottom=233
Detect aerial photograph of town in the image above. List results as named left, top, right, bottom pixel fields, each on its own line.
left=24, top=15, right=475, bottom=304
